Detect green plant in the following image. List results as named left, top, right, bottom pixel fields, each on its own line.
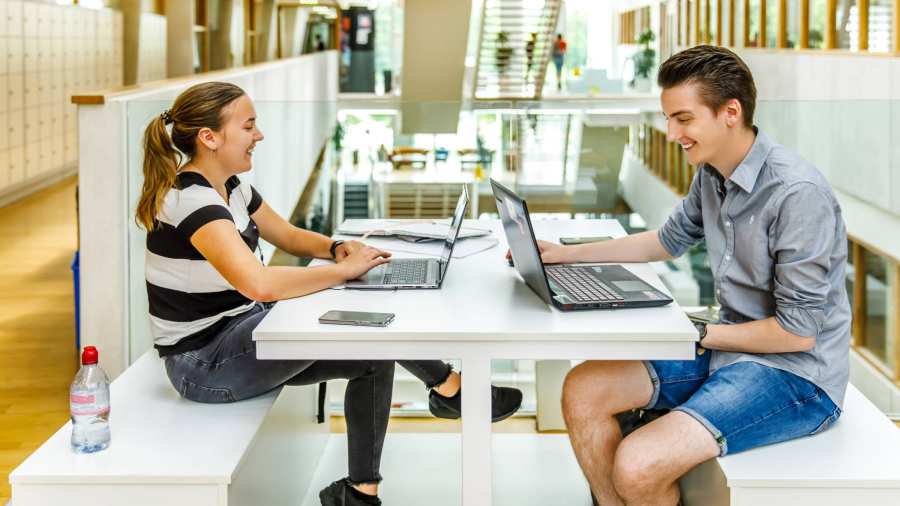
left=630, top=29, right=656, bottom=86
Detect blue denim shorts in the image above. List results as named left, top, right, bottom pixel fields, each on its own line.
left=643, top=350, right=841, bottom=456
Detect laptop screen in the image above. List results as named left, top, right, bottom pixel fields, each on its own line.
left=439, top=186, right=469, bottom=280
left=490, top=180, right=555, bottom=305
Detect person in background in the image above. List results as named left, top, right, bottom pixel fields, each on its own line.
left=316, top=33, right=326, bottom=52
left=525, top=32, right=537, bottom=77
left=552, top=33, right=567, bottom=90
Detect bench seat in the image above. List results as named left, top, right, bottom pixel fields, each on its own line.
left=10, top=351, right=327, bottom=506
left=680, top=384, right=900, bottom=506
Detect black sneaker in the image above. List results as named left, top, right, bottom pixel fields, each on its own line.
left=319, top=478, right=381, bottom=506
left=428, top=384, right=523, bottom=423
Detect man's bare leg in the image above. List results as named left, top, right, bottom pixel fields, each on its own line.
left=561, top=361, right=655, bottom=506
left=612, top=410, right=720, bottom=506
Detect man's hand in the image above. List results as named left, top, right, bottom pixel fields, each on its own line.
left=334, top=240, right=367, bottom=261
left=505, top=239, right=573, bottom=265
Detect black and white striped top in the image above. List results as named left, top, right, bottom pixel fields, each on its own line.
left=146, top=171, right=263, bottom=356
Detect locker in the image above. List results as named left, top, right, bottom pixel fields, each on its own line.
left=23, top=141, right=39, bottom=179
left=39, top=138, right=50, bottom=174
left=7, top=74, right=23, bottom=111
left=7, top=110, right=23, bottom=148
left=0, top=38, right=7, bottom=76
left=6, top=1, right=23, bottom=38
left=0, top=114, right=7, bottom=151
left=7, top=36, right=23, bottom=73
left=0, top=150, right=8, bottom=189
left=0, top=2, right=7, bottom=38
left=8, top=145, right=23, bottom=185
left=38, top=5, right=51, bottom=39
left=22, top=2, right=36, bottom=37
left=51, top=135, right=64, bottom=169
left=23, top=37, right=37, bottom=73
left=39, top=105, right=51, bottom=140
left=0, top=77, right=7, bottom=113
left=23, top=73, right=39, bottom=108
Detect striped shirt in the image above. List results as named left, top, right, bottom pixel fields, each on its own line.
left=146, top=171, right=263, bottom=356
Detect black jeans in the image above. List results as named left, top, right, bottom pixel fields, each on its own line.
left=163, top=304, right=453, bottom=484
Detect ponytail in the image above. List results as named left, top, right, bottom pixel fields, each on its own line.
left=135, top=114, right=182, bottom=231
left=134, top=81, right=246, bottom=231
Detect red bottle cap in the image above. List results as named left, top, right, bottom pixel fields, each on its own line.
left=81, top=346, right=99, bottom=365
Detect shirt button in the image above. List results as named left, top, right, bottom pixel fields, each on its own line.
left=716, top=288, right=721, bottom=296
left=725, top=254, right=731, bottom=261
left=725, top=221, right=732, bottom=227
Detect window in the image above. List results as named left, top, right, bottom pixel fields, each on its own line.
left=868, top=0, right=894, bottom=51
left=809, top=0, right=828, bottom=47
left=748, top=0, right=761, bottom=46
left=850, top=241, right=900, bottom=378
left=835, top=0, right=860, bottom=50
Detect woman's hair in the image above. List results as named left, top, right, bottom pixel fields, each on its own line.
left=135, top=81, right=246, bottom=231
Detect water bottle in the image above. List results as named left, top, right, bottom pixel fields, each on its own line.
left=70, top=346, right=111, bottom=453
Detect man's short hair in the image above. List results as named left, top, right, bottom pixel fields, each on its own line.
left=657, top=45, right=757, bottom=129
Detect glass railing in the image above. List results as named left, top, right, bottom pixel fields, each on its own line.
left=124, top=96, right=900, bottom=412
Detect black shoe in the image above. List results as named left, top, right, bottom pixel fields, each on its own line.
left=428, top=384, right=523, bottom=423
left=319, top=478, right=381, bottom=506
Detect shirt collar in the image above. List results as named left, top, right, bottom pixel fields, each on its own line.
left=724, top=126, right=772, bottom=194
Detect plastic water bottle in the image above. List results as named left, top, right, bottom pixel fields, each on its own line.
left=70, top=346, right=111, bottom=453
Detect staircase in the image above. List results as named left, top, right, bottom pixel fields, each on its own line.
left=474, top=0, right=562, bottom=99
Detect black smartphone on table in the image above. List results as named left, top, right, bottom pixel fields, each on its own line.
left=318, top=310, right=395, bottom=327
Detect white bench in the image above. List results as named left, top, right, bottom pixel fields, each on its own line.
left=680, top=384, right=900, bottom=506
left=10, top=351, right=328, bottom=506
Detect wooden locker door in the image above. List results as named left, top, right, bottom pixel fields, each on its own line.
left=7, top=74, right=24, bottom=112
left=23, top=141, right=38, bottom=179
left=0, top=149, right=9, bottom=190
left=7, top=109, right=24, bottom=148
left=8, top=145, right=23, bottom=185
left=0, top=113, right=8, bottom=152
left=7, top=35, right=23, bottom=74
left=6, top=1, right=23, bottom=38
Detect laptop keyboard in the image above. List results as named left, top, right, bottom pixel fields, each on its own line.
left=383, top=259, right=429, bottom=284
left=546, top=266, right=625, bottom=303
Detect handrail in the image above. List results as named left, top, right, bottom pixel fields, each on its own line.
left=72, top=51, right=337, bottom=105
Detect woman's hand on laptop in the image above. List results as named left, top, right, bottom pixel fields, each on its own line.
left=333, top=240, right=366, bottom=261
left=337, top=246, right=392, bottom=280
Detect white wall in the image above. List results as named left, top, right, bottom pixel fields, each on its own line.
left=78, top=52, right=339, bottom=378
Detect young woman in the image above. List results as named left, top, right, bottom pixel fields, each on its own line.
left=137, top=82, right=521, bottom=506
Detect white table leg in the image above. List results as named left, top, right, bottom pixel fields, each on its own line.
left=461, top=356, right=492, bottom=506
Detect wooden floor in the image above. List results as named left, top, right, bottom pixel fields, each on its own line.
left=0, top=176, right=80, bottom=502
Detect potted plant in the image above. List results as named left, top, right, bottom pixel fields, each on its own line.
left=630, top=29, right=656, bottom=92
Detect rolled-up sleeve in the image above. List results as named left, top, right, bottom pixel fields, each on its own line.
left=658, top=170, right=705, bottom=257
left=771, top=183, right=835, bottom=339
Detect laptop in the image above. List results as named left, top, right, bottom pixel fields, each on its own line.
left=491, top=179, right=673, bottom=311
left=345, top=186, right=468, bottom=290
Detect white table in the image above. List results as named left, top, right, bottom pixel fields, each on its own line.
left=254, top=219, right=698, bottom=506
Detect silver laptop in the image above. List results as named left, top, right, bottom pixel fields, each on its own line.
left=345, top=186, right=468, bottom=290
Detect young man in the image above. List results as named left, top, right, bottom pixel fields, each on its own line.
left=550, top=45, right=851, bottom=506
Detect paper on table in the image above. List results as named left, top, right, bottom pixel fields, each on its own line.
left=359, top=235, right=499, bottom=259
left=337, top=219, right=491, bottom=240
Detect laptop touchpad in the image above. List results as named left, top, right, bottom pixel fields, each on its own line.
left=612, top=280, right=651, bottom=292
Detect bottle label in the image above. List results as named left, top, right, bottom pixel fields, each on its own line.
left=70, top=390, right=109, bottom=416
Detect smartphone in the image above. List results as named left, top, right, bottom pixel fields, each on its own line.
left=318, top=310, right=395, bottom=327
left=559, top=236, right=613, bottom=245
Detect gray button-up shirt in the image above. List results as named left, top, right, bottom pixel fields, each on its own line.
left=658, top=129, right=852, bottom=407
